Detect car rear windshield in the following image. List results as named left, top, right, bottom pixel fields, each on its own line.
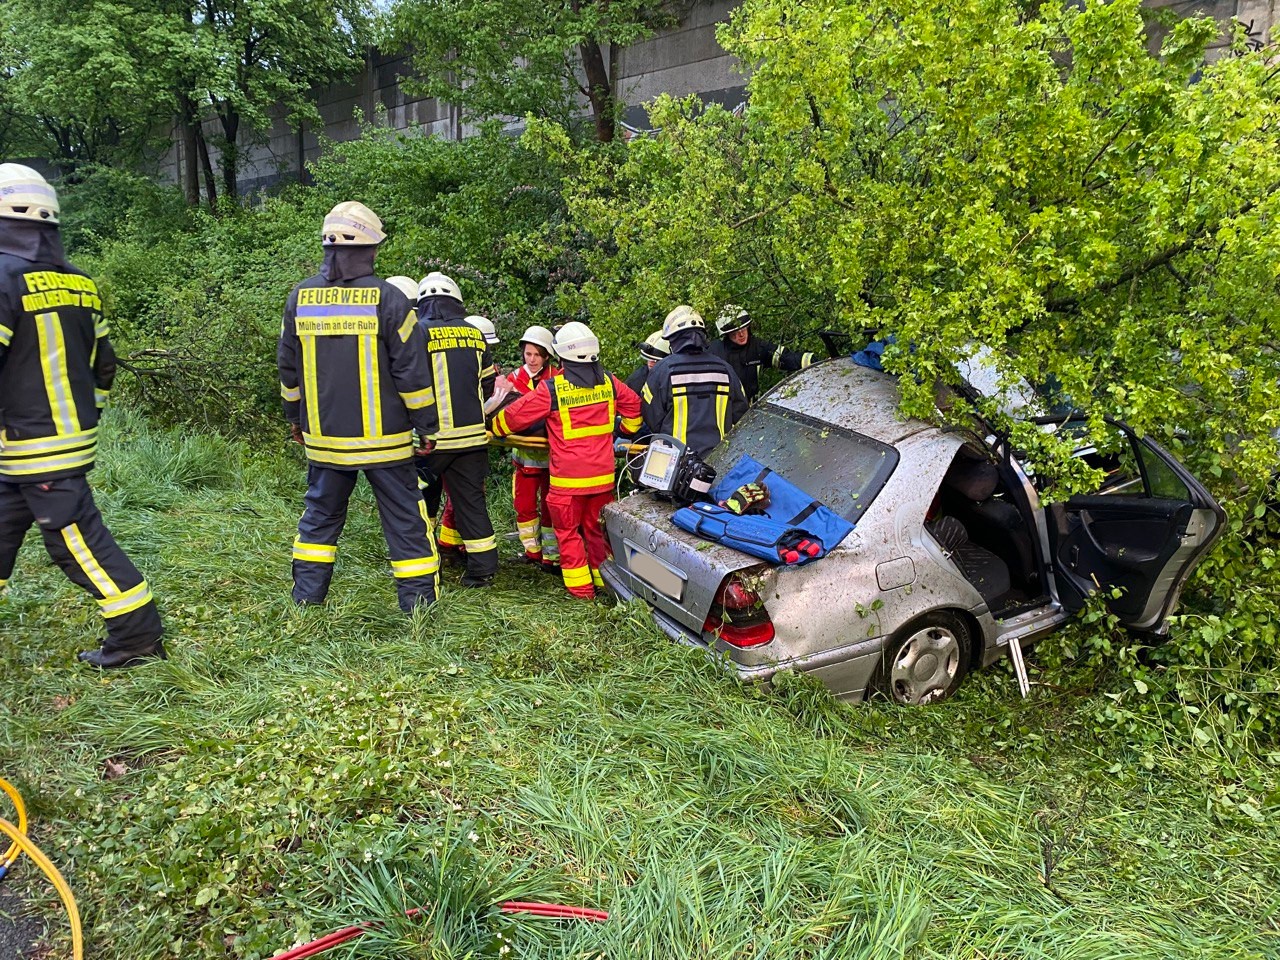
left=707, top=405, right=898, bottom=523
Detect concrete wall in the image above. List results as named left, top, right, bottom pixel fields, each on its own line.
left=158, top=1, right=746, bottom=195
left=160, top=48, right=464, bottom=196
left=158, top=0, right=1273, bottom=196
left=616, top=0, right=746, bottom=128
left=1146, top=0, right=1276, bottom=58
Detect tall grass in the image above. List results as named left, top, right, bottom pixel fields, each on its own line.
left=0, top=417, right=1277, bottom=959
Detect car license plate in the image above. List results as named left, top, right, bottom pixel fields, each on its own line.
left=626, top=544, right=685, bottom=601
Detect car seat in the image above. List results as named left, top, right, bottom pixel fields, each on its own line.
left=927, top=515, right=1012, bottom=607
left=939, top=453, right=1037, bottom=589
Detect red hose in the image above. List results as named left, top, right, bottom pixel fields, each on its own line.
left=271, top=901, right=609, bottom=960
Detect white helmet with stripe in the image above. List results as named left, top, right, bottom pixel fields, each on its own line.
left=553, top=321, right=600, bottom=363
left=662, top=304, right=704, bottom=338
left=321, top=201, right=385, bottom=245
left=0, top=164, right=59, bottom=223
left=418, top=271, right=462, bottom=302
left=466, top=315, right=500, bottom=344
left=385, top=275, right=419, bottom=301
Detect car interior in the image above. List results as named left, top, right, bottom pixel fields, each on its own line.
left=1043, top=424, right=1204, bottom=621
left=926, top=445, right=1045, bottom=615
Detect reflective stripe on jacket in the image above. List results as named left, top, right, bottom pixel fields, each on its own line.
left=0, top=254, right=114, bottom=480
left=641, top=349, right=748, bottom=459
left=491, top=373, right=641, bottom=495
left=277, top=274, right=437, bottom=470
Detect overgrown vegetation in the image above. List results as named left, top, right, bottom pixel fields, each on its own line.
left=0, top=0, right=369, bottom=202
left=378, top=0, right=680, bottom=143
left=1, top=418, right=1277, bottom=959
left=4, top=0, right=1278, bottom=952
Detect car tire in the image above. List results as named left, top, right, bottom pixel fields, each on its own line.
left=873, top=611, right=972, bottom=706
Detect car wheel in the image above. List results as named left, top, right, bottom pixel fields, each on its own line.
left=875, top=611, right=971, bottom=706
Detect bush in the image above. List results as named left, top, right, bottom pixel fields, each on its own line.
left=309, top=127, right=589, bottom=338
left=58, top=165, right=192, bottom=254
left=84, top=200, right=316, bottom=439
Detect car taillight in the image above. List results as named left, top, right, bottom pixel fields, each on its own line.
left=704, top=577, right=775, bottom=648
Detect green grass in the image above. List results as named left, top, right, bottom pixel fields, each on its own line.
left=1, top=414, right=1278, bottom=959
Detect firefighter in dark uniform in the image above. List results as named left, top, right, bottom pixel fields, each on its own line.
left=707, top=305, right=815, bottom=403
left=642, top=305, right=748, bottom=459
left=624, top=330, right=669, bottom=396
left=278, top=201, right=441, bottom=611
left=415, top=272, right=498, bottom=587
left=0, top=164, right=165, bottom=668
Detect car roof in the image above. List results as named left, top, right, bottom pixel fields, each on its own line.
left=762, top=358, right=937, bottom=446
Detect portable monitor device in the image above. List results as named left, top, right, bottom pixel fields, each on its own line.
left=639, top=436, right=683, bottom=494
left=635, top=435, right=716, bottom=503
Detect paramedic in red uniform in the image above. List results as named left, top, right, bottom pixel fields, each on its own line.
left=489, top=322, right=641, bottom=599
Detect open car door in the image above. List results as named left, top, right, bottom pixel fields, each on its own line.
left=1040, top=418, right=1226, bottom=632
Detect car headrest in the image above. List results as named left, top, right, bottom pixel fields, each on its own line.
left=943, top=457, right=999, bottom=501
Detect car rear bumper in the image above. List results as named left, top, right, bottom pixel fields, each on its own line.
left=600, top=559, right=885, bottom=701
left=600, top=558, right=711, bottom=649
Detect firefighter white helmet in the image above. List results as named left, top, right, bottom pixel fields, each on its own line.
left=662, top=304, right=705, bottom=338
left=466, top=315, right=500, bottom=344
left=519, top=325, right=556, bottom=356
left=553, top=321, right=600, bottom=363
left=418, top=271, right=462, bottom=302
left=0, top=164, right=59, bottom=224
left=386, top=275, right=419, bottom=301
left=716, top=305, right=751, bottom=336
left=639, top=330, right=670, bottom=362
left=321, top=201, right=385, bottom=245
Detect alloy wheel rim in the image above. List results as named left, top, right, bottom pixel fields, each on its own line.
left=890, top=625, right=961, bottom=705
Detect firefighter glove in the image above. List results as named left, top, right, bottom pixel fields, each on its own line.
left=721, top=482, right=769, bottom=515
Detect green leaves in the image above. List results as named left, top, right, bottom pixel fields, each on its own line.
left=553, top=0, right=1280, bottom=503
left=2, top=0, right=370, bottom=194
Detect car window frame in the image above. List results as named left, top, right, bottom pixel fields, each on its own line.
left=1024, top=414, right=1218, bottom=510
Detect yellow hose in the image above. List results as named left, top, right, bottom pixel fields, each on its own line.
left=0, top=775, right=28, bottom=868
left=0, top=777, right=83, bottom=960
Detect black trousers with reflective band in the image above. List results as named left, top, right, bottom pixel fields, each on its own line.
left=293, top=462, right=439, bottom=611
left=0, top=474, right=164, bottom=651
left=418, top=447, right=497, bottom=579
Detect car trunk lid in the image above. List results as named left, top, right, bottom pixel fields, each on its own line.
left=602, top=493, right=768, bottom=633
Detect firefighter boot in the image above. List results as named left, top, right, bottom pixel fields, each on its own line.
left=78, top=639, right=168, bottom=670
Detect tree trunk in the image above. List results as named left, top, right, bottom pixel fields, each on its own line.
left=579, top=38, right=615, bottom=143
left=219, top=108, right=240, bottom=202
left=196, top=122, right=218, bottom=213
left=178, top=96, right=199, bottom=206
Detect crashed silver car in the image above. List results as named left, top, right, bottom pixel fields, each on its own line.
left=600, top=360, right=1226, bottom=704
